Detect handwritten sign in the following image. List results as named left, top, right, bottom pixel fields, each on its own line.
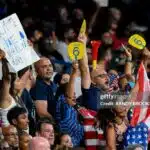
left=67, top=42, right=84, bottom=61
left=79, top=19, right=86, bottom=35
left=0, top=13, right=40, bottom=72
left=128, top=34, right=146, bottom=50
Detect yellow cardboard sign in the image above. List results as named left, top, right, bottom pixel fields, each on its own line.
left=68, top=42, right=84, bottom=61
left=128, top=34, right=146, bottom=50
left=79, top=20, right=86, bottom=35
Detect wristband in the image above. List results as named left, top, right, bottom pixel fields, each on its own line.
left=126, top=57, right=132, bottom=62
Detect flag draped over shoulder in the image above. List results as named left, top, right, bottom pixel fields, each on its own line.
left=130, top=62, right=150, bottom=126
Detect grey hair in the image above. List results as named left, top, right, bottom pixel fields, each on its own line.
left=125, top=144, right=144, bottom=150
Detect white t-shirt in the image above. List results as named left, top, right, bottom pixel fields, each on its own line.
left=56, top=40, right=71, bottom=63
left=0, top=98, right=16, bottom=127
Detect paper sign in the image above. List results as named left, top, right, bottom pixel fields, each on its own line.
left=0, top=13, right=40, bottom=72
left=79, top=20, right=86, bottom=35
left=68, top=42, right=84, bottom=61
left=93, top=0, right=109, bottom=7
left=128, top=34, right=146, bottom=50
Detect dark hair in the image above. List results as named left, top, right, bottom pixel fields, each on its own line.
left=125, top=144, right=144, bottom=150
left=36, top=117, right=54, bottom=132
left=7, top=106, right=27, bottom=125
left=55, top=132, right=70, bottom=145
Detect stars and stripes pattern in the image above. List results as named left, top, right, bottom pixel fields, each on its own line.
left=55, top=95, right=84, bottom=146
left=77, top=107, right=106, bottom=150
left=108, top=74, right=119, bottom=93
left=130, top=62, right=150, bottom=126
left=124, top=122, right=149, bottom=150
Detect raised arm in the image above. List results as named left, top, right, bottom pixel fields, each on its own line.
left=66, top=62, right=78, bottom=106
left=123, top=45, right=132, bottom=75
left=0, top=51, right=12, bottom=109
left=78, top=34, right=91, bottom=89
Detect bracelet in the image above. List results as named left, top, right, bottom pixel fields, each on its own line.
left=126, top=57, right=132, bottom=63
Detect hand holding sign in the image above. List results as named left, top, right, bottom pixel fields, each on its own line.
left=0, top=49, right=5, bottom=60
left=68, top=42, right=84, bottom=61
left=128, top=34, right=146, bottom=50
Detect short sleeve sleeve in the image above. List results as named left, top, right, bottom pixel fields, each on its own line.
left=30, top=81, right=48, bottom=101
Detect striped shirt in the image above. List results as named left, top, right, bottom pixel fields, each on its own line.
left=76, top=106, right=106, bottom=150
left=55, top=95, right=84, bottom=146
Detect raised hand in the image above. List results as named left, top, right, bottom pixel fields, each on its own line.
left=0, top=49, right=6, bottom=60
left=122, top=44, right=132, bottom=59
left=27, top=40, right=33, bottom=47
left=78, top=33, right=87, bottom=45
left=72, top=61, right=79, bottom=72
left=143, top=47, right=150, bottom=58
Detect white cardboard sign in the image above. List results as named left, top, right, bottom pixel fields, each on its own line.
left=0, top=13, right=40, bottom=72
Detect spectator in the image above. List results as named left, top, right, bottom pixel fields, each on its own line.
left=60, top=133, right=73, bottom=148
left=36, top=118, right=55, bottom=148
left=30, top=57, right=57, bottom=119
left=7, top=106, right=29, bottom=135
left=55, top=75, right=84, bottom=147
left=125, top=144, right=144, bottom=150
left=19, top=131, right=31, bottom=150
left=29, top=137, right=50, bottom=150
left=1, top=125, right=19, bottom=150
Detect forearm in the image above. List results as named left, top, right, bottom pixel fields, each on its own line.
left=0, top=80, right=11, bottom=104
left=67, top=72, right=76, bottom=98
left=79, top=49, right=91, bottom=89
left=37, top=111, right=52, bottom=119
left=125, top=62, right=132, bottom=75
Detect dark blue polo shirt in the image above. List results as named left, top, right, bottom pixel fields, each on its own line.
left=82, top=85, right=101, bottom=111
left=30, top=78, right=57, bottom=118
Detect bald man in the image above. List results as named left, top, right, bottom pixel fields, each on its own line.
left=29, top=137, right=50, bottom=150
left=30, top=57, right=57, bottom=119
left=1, top=125, right=19, bottom=149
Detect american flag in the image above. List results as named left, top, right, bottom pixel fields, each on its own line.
left=108, top=74, right=119, bottom=93
left=130, top=62, right=150, bottom=126
left=124, top=122, right=149, bottom=150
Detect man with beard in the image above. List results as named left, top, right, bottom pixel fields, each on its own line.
left=30, top=57, right=57, bottom=119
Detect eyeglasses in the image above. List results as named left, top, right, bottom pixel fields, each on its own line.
left=95, top=74, right=108, bottom=78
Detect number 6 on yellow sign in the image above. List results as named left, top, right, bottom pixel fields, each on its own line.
left=67, top=42, right=84, bottom=61
left=128, top=34, right=146, bottom=50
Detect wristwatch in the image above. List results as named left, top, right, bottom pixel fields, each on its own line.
left=126, top=57, right=132, bottom=62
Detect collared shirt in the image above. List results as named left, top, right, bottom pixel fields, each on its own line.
left=82, top=85, right=101, bottom=111
left=30, top=77, right=57, bottom=118
left=55, top=95, right=84, bottom=146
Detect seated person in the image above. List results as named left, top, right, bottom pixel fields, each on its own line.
left=1, top=125, right=19, bottom=149
left=19, top=131, right=31, bottom=150
left=7, top=106, right=29, bottom=135
left=56, top=133, right=73, bottom=148
left=36, top=118, right=55, bottom=148
left=29, top=137, right=50, bottom=150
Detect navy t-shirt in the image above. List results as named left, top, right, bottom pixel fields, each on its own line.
left=30, top=78, right=57, bottom=118
left=82, top=85, right=101, bottom=111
